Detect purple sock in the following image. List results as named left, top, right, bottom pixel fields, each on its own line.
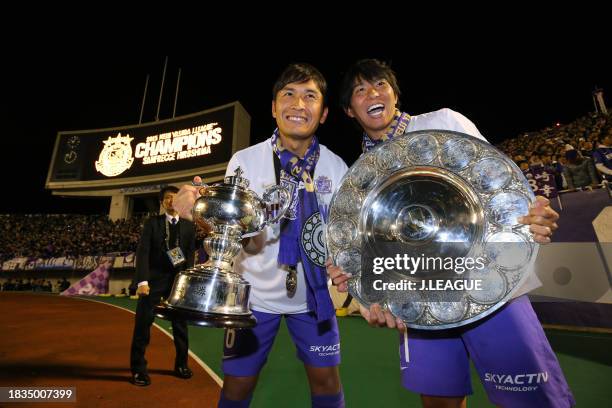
left=311, top=391, right=345, bottom=408
left=217, top=392, right=252, bottom=408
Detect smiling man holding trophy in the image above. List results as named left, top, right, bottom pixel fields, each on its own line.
left=327, top=59, right=574, bottom=408
left=169, top=63, right=349, bottom=408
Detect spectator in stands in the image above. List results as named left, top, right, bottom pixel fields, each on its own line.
left=548, top=155, right=566, bottom=189
left=32, top=278, right=42, bottom=292
left=592, top=133, right=612, bottom=179
left=563, top=149, right=599, bottom=189
left=58, top=277, right=70, bottom=292
left=5, top=279, right=13, bottom=291
left=128, top=280, right=137, bottom=296
left=22, top=278, right=32, bottom=291
left=579, top=139, right=594, bottom=157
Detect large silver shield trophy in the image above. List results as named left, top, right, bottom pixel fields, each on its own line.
left=327, top=130, right=539, bottom=330
left=155, top=168, right=290, bottom=328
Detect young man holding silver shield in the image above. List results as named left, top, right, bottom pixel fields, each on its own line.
left=328, top=59, right=574, bottom=408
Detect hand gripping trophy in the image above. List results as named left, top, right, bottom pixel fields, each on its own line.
left=155, top=167, right=290, bottom=328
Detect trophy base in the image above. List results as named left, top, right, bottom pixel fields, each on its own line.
left=154, top=303, right=257, bottom=329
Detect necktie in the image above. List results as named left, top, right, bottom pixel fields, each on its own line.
left=169, top=218, right=178, bottom=249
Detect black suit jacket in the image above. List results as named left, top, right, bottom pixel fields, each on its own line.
left=135, top=215, right=196, bottom=284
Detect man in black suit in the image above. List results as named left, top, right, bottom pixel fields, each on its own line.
left=130, top=186, right=196, bottom=386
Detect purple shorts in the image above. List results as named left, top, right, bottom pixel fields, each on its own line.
left=222, top=310, right=341, bottom=376
left=399, top=296, right=575, bottom=407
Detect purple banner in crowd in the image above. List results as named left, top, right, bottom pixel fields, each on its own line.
left=123, top=253, right=135, bottom=268
left=524, top=165, right=559, bottom=198
left=1, top=253, right=136, bottom=271
left=1, top=257, right=29, bottom=271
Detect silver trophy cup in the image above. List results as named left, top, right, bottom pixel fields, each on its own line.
left=155, top=167, right=290, bottom=328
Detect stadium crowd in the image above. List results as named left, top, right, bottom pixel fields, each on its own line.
left=0, top=214, right=144, bottom=262
left=497, top=112, right=612, bottom=193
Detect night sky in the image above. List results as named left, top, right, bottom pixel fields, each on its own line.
left=3, top=39, right=610, bottom=215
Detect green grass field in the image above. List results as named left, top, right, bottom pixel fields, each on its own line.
left=99, top=297, right=612, bottom=407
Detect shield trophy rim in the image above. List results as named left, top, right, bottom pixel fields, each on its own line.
left=327, top=129, right=539, bottom=330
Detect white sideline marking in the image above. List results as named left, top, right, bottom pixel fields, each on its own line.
left=76, top=296, right=223, bottom=387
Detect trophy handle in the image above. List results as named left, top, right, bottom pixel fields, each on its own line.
left=191, top=178, right=212, bottom=230
left=261, top=184, right=291, bottom=228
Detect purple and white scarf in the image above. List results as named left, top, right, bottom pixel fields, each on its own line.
left=271, top=130, right=334, bottom=321
left=362, top=110, right=411, bottom=153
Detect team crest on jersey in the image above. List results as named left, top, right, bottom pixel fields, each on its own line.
left=315, top=176, right=332, bottom=194
left=95, top=133, right=135, bottom=177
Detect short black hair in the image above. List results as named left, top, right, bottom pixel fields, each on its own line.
left=272, top=63, right=327, bottom=106
left=339, top=59, right=401, bottom=112
left=158, top=185, right=179, bottom=202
